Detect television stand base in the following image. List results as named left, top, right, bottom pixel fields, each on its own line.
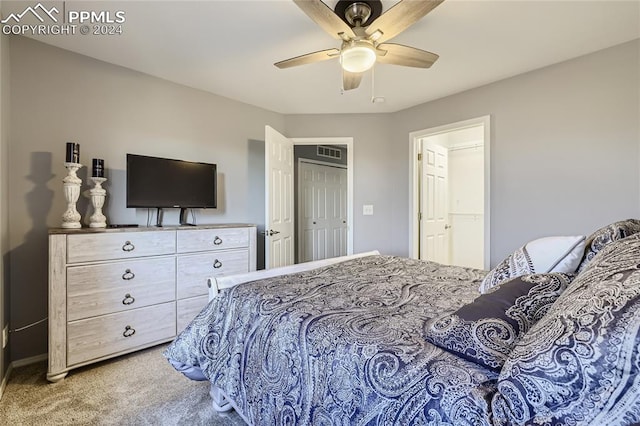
left=156, top=207, right=165, bottom=227
left=180, top=208, right=195, bottom=226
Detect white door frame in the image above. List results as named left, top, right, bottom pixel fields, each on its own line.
left=292, top=137, right=354, bottom=256
left=409, top=116, right=491, bottom=269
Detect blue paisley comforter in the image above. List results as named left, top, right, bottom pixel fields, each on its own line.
left=164, top=255, right=498, bottom=425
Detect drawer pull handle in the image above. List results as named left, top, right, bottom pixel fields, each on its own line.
left=122, top=241, right=135, bottom=252
left=123, top=325, right=136, bottom=338
left=213, top=236, right=223, bottom=245
left=122, top=294, right=135, bottom=305
left=122, top=269, right=135, bottom=280
left=213, top=259, right=223, bottom=269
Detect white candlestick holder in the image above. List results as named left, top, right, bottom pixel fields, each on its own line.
left=86, top=177, right=108, bottom=228
left=61, top=162, right=83, bottom=229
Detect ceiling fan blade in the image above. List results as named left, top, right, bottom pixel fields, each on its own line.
left=376, top=43, right=439, bottom=68
left=293, top=0, right=356, bottom=41
left=275, top=48, right=340, bottom=69
left=365, top=0, right=444, bottom=43
left=342, top=70, right=363, bottom=91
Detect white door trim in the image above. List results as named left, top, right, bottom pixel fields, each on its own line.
left=292, top=137, right=354, bottom=256
left=408, top=116, right=491, bottom=269
left=298, top=158, right=347, bottom=170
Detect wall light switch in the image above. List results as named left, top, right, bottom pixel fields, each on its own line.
left=363, top=204, right=374, bottom=216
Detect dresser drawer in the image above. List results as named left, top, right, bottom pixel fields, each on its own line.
left=177, top=249, right=249, bottom=299
left=67, top=257, right=176, bottom=321
left=67, top=231, right=175, bottom=263
left=177, top=296, right=209, bottom=332
left=67, top=302, right=176, bottom=366
left=177, top=228, right=249, bottom=253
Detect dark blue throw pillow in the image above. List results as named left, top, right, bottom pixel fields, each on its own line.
left=424, top=273, right=573, bottom=372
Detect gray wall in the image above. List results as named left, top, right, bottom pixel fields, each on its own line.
left=8, top=36, right=284, bottom=360
left=0, top=10, right=9, bottom=387
left=390, top=39, right=640, bottom=264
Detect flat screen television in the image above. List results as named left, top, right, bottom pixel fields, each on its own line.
left=126, top=154, right=217, bottom=226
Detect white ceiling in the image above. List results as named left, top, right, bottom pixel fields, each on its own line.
left=4, top=0, right=640, bottom=114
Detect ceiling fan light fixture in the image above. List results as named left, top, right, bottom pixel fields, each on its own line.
left=340, top=41, right=376, bottom=73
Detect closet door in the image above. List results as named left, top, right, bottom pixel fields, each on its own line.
left=298, top=161, right=347, bottom=262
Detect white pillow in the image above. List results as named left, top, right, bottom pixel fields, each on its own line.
left=479, top=236, right=585, bottom=294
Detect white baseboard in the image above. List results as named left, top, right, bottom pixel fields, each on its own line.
left=0, top=352, right=47, bottom=400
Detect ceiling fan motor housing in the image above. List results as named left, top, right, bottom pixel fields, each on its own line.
left=334, top=0, right=383, bottom=27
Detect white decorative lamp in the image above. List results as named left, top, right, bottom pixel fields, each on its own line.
left=87, top=177, right=107, bottom=228
left=86, top=158, right=107, bottom=228
left=61, top=142, right=83, bottom=229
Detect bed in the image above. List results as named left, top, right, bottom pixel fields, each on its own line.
left=165, top=219, right=640, bottom=425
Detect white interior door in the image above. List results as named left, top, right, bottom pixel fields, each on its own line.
left=420, top=141, right=450, bottom=264
left=298, top=161, right=347, bottom=262
left=265, top=126, right=294, bottom=269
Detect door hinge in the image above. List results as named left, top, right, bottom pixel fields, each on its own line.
left=418, top=212, right=422, bottom=221
left=417, top=153, right=422, bottom=161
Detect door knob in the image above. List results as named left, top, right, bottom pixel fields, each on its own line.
left=262, top=229, right=281, bottom=236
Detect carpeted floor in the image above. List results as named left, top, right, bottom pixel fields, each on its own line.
left=0, top=344, right=246, bottom=425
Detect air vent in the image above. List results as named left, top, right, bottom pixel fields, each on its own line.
left=317, top=145, right=342, bottom=160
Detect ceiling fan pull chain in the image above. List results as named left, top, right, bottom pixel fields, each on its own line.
left=371, top=64, right=375, bottom=102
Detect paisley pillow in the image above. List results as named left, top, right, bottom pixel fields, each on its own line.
left=491, top=233, right=640, bottom=426
left=479, top=236, right=585, bottom=294
left=576, top=218, right=640, bottom=273
left=424, top=273, right=573, bottom=372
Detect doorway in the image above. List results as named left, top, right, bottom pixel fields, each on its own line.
left=292, top=138, right=353, bottom=264
left=409, top=116, right=491, bottom=269
left=296, top=155, right=348, bottom=263
left=264, top=126, right=353, bottom=269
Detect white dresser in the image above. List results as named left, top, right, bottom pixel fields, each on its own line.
left=48, top=224, right=257, bottom=382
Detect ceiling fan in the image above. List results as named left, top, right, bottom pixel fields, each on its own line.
left=275, top=0, right=444, bottom=91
